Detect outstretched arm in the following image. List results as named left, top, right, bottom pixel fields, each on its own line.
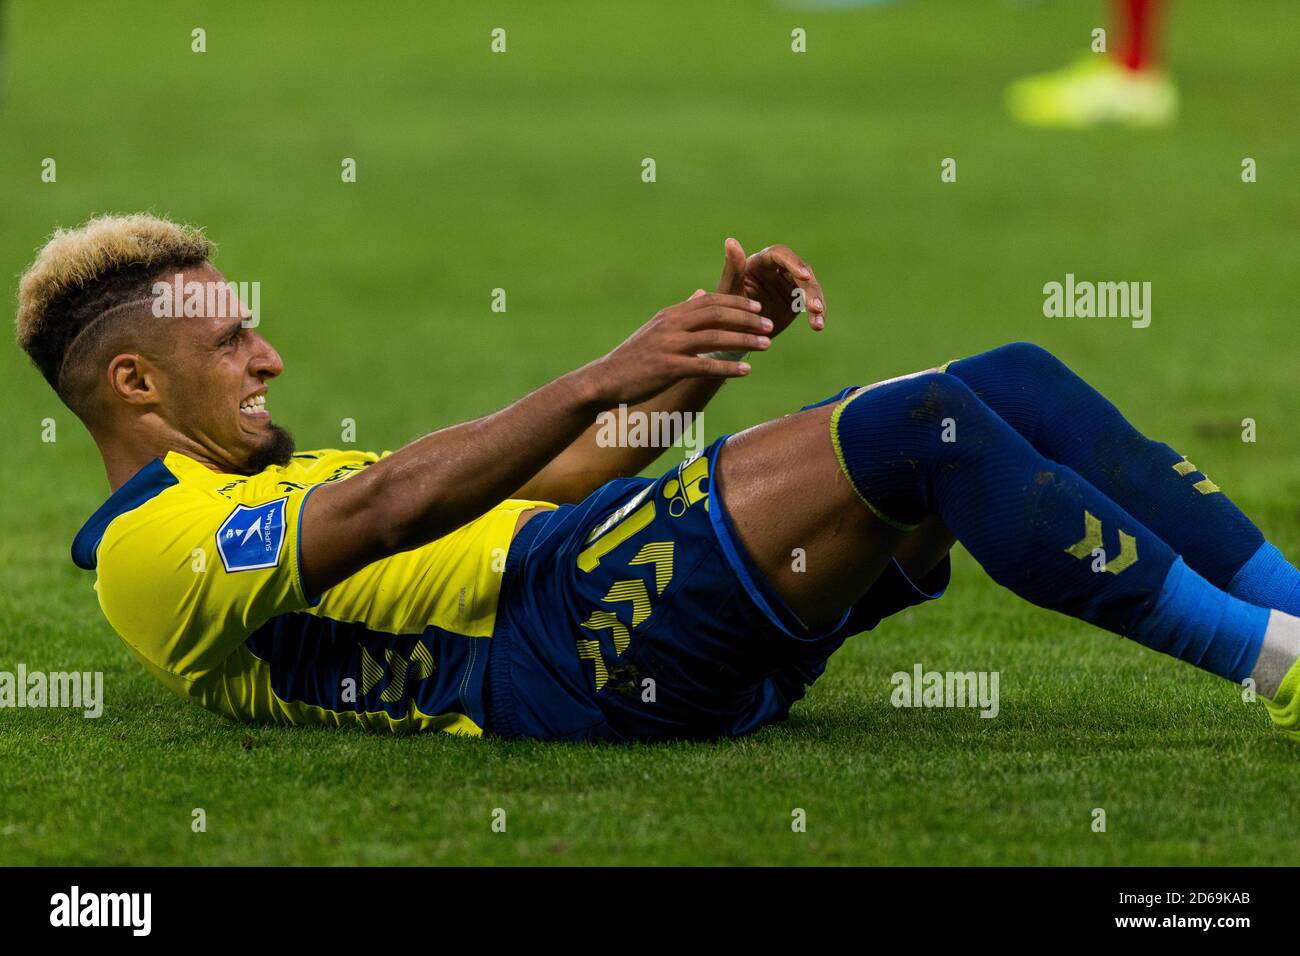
left=514, top=239, right=828, bottom=503
left=509, top=357, right=732, bottom=504
left=298, top=291, right=772, bottom=597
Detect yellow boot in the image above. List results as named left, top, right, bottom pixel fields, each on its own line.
left=1006, top=55, right=1178, bottom=129
left=1264, top=656, right=1300, bottom=742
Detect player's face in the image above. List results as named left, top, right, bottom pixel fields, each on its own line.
left=156, top=263, right=295, bottom=475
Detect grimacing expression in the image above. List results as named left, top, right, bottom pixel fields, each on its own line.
left=147, top=264, right=295, bottom=474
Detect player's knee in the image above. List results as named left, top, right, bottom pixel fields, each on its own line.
left=834, top=371, right=991, bottom=528
left=840, top=372, right=982, bottom=450
left=996, top=341, right=1069, bottom=385
left=896, top=371, right=980, bottom=427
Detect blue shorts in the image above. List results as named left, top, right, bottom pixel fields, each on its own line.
left=485, top=389, right=950, bottom=742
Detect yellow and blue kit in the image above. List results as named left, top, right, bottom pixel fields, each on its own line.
left=72, top=390, right=950, bottom=741
left=73, top=448, right=553, bottom=735
left=490, top=393, right=949, bottom=741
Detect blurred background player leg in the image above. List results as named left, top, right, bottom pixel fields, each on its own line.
left=1006, top=0, right=1178, bottom=128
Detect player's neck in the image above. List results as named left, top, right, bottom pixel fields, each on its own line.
left=97, top=431, right=188, bottom=496
left=98, top=437, right=163, bottom=493
left=96, top=427, right=220, bottom=493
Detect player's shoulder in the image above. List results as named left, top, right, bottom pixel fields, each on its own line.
left=158, top=447, right=383, bottom=500
left=73, top=452, right=249, bottom=570
left=73, top=448, right=388, bottom=572
left=72, top=456, right=193, bottom=572
left=149, top=448, right=382, bottom=513
left=274, top=448, right=385, bottom=487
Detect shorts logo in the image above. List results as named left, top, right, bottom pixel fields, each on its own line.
left=217, top=499, right=288, bottom=572
left=663, top=452, right=709, bottom=517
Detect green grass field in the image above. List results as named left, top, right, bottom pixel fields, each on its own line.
left=1, top=0, right=1298, bottom=865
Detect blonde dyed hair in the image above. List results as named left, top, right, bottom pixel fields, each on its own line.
left=15, top=213, right=213, bottom=406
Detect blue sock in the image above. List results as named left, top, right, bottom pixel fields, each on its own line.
left=1229, top=542, right=1300, bottom=619
left=831, top=372, right=1268, bottom=680
left=947, top=343, right=1266, bottom=589
left=1140, top=558, right=1268, bottom=683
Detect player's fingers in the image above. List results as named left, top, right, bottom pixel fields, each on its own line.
left=803, top=279, right=826, bottom=330
left=679, top=305, right=774, bottom=334
left=764, top=244, right=813, bottom=283
left=688, top=288, right=707, bottom=300
left=688, top=329, right=772, bottom=354
left=681, top=292, right=763, bottom=314
left=801, top=271, right=826, bottom=330
left=714, top=237, right=747, bottom=296
left=686, top=354, right=752, bottom=379
left=764, top=245, right=826, bottom=329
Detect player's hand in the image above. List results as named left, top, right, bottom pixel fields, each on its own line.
left=588, top=292, right=774, bottom=406
left=715, top=238, right=826, bottom=335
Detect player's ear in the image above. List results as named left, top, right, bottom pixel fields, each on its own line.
left=107, top=353, right=162, bottom=408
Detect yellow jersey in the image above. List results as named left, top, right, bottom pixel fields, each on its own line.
left=71, top=448, right=555, bottom=735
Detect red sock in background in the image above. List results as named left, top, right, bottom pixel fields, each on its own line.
left=1115, top=0, right=1161, bottom=71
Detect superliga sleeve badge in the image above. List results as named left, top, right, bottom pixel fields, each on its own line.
left=216, top=499, right=289, bottom=572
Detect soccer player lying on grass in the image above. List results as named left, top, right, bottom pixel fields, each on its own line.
left=18, top=214, right=1300, bottom=741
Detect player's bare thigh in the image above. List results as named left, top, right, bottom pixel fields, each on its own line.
left=715, top=389, right=954, bottom=629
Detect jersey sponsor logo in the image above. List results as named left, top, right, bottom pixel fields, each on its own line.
left=216, top=498, right=288, bottom=572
